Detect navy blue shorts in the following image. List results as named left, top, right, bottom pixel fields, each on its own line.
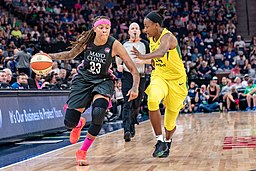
left=67, top=75, right=114, bottom=109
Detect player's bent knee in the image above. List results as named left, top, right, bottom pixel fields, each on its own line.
left=91, top=98, right=109, bottom=125
left=147, top=94, right=162, bottom=111
left=64, top=109, right=81, bottom=129
left=164, top=123, right=176, bottom=132
left=147, top=100, right=159, bottom=111
left=88, top=98, right=109, bottom=136
left=92, top=107, right=106, bottom=125
left=147, top=89, right=164, bottom=111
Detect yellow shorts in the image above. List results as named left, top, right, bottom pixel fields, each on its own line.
left=145, top=75, right=188, bottom=130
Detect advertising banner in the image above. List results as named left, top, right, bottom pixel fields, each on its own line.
left=0, top=95, right=92, bottom=140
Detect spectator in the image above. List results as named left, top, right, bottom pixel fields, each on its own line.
left=239, top=79, right=256, bottom=111
left=249, top=35, right=256, bottom=58
left=15, top=45, right=31, bottom=76
left=234, top=35, right=246, bottom=52
left=224, top=47, right=236, bottom=63
left=20, top=22, right=30, bottom=34
left=226, top=20, right=236, bottom=34
left=241, top=74, right=249, bottom=88
left=30, top=26, right=40, bottom=38
left=232, top=77, right=243, bottom=89
left=11, top=73, right=29, bottom=89
left=207, top=78, right=220, bottom=104
left=105, top=0, right=114, bottom=10
left=181, top=95, right=192, bottom=113
left=11, top=26, right=22, bottom=38
left=195, top=84, right=219, bottom=112
left=0, top=70, right=10, bottom=88
left=188, top=81, right=197, bottom=112
left=233, top=51, right=247, bottom=72
left=74, top=0, right=82, bottom=11
left=3, top=68, right=15, bottom=85
left=194, top=33, right=205, bottom=54
left=28, top=71, right=42, bottom=89
left=246, top=64, right=256, bottom=78
left=219, top=78, right=233, bottom=111
left=191, top=48, right=202, bottom=62
left=111, top=80, right=124, bottom=121
left=250, top=57, right=256, bottom=69
left=8, top=41, right=17, bottom=57
left=198, top=61, right=211, bottom=79
left=0, top=49, right=4, bottom=67
left=41, top=72, right=57, bottom=89
left=214, top=48, right=224, bottom=68
left=226, top=77, right=241, bottom=111
left=225, top=86, right=239, bottom=111
left=230, top=64, right=241, bottom=78
left=52, top=61, right=60, bottom=75
left=57, top=68, right=68, bottom=86
left=4, top=48, right=18, bottom=74
left=221, top=60, right=233, bottom=71
left=220, top=76, right=228, bottom=90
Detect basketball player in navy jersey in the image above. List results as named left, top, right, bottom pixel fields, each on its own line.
left=116, top=22, right=150, bottom=142
left=48, top=16, right=140, bottom=166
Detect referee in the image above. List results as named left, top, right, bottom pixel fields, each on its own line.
left=116, top=22, right=150, bottom=142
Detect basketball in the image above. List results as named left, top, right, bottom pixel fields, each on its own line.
left=30, top=53, right=53, bottom=75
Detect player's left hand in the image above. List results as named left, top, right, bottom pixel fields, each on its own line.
left=126, top=87, right=138, bottom=102
left=131, top=46, right=144, bottom=59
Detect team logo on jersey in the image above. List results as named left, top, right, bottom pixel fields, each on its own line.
left=155, top=58, right=163, bottom=63
left=155, top=58, right=166, bottom=67
left=105, top=47, right=110, bottom=53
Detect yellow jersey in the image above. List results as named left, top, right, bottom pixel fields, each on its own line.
left=149, top=28, right=186, bottom=80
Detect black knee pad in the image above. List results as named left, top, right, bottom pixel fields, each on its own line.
left=88, top=98, right=109, bottom=136
left=64, top=109, right=81, bottom=129
left=92, top=98, right=109, bottom=110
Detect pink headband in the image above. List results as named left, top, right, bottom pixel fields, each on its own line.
left=94, top=19, right=111, bottom=28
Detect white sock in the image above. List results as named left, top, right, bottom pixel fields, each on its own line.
left=156, top=135, right=164, bottom=142
left=165, top=138, right=172, bottom=143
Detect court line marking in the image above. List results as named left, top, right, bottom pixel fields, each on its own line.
left=0, top=119, right=149, bottom=170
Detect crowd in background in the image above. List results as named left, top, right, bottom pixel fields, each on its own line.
left=0, top=0, right=255, bottom=114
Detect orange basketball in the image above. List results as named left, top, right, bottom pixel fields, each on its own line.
left=30, top=53, right=53, bottom=75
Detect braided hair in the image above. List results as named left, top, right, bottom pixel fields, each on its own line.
left=71, top=16, right=111, bottom=49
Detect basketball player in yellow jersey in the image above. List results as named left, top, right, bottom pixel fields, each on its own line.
left=132, top=7, right=188, bottom=158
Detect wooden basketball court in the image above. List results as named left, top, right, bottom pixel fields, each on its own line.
left=1, top=112, right=256, bottom=171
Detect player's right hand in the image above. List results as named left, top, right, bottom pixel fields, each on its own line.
left=126, top=88, right=138, bottom=102
left=131, top=46, right=143, bottom=60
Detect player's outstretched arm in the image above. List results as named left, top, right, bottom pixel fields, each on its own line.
left=48, top=44, right=85, bottom=60
left=113, top=40, right=140, bottom=101
left=131, top=33, right=177, bottom=60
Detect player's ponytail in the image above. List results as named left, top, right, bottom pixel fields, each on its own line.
left=157, top=6, right=166, bottom=18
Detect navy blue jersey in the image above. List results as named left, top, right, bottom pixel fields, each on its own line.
left=77, top=36, right=116, bottom=81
